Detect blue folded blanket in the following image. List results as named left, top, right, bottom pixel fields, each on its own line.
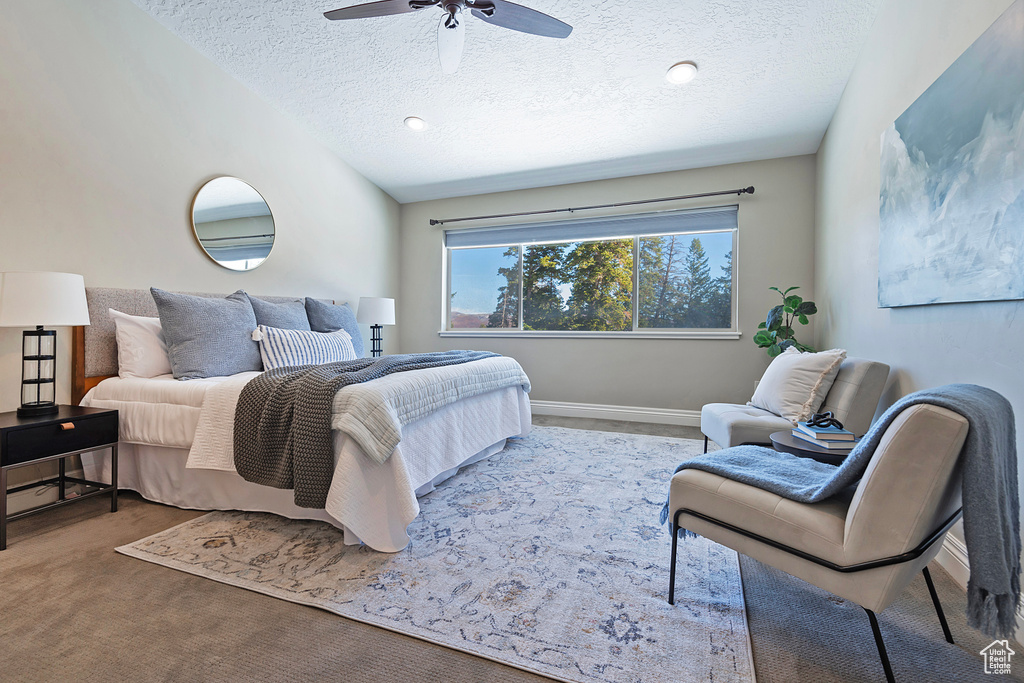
left=662, top=384, right=1019, bottom=638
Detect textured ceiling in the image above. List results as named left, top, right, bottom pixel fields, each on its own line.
left=131, top=0, right=883, bottom=202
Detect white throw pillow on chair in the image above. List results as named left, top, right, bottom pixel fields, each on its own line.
left=748, top=347, right=847, bottom=424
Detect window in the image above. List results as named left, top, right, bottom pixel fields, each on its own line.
left=444, top=206, right=738, bottom=336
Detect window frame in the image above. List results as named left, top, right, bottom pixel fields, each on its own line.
left=441, top=222, right=741, bottom=340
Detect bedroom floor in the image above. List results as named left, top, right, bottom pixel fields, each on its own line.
left=0, top=417, right=1011, bottom=682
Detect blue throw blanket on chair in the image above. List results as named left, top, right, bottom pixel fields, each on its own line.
left=661, top=384, right=1020, bottom=638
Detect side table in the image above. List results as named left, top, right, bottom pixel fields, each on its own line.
left=1, top=406, right=119, bottom=550
left=769, top=430, right=857, bottom=466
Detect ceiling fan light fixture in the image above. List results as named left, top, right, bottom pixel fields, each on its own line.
left=404, top=116, right=428, bottom=131
left=666, top=61, right=698, bottom=85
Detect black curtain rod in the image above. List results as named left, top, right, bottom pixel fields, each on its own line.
left=429, top=186, right=754, bottom=226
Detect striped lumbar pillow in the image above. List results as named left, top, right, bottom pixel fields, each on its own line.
left=254, top=325, right=357, bottom=371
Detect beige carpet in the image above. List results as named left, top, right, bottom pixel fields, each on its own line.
left=116, top=426, right=753, bottom=683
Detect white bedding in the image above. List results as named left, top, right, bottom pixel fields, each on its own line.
left=81, top=365, right=531, bottom=551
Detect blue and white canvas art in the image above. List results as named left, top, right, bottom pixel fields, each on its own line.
left=878, top=0, right=1024, bottom=308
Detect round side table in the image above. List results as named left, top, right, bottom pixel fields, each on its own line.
left=769, top=430, right=857, bottom=466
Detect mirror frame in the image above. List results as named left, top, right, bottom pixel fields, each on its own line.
left=190, top=176, right=276, bottom=272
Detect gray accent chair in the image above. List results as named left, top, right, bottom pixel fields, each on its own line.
left=668, top=402, right=969, bottom=682
left=700, top=357, right=890, bottom=451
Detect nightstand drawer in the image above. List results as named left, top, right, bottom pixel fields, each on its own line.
left=2, top=412, right=118, bottom=466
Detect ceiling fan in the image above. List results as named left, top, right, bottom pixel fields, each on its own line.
left=324, top=0, right=573, bottom=75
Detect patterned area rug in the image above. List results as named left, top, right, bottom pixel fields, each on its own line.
left=117, top=426, right=754, bottom=683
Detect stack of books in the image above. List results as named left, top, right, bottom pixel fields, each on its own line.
left=792, top=421, right=858, bottom=449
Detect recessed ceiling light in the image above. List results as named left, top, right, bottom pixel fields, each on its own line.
left=404, top=116, right=427, bottom=131
left=666, top=61, right=698, bottom=85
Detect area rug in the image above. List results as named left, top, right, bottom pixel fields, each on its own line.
left=117, top=426, right=754, bottom=683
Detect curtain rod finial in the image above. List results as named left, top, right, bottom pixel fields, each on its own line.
left=430, top=219, right=442, bottom=226
left=743, top=186, right=755, bottom=195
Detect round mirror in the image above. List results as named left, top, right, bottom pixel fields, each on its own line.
left=191, top=177, right=275, bottom=271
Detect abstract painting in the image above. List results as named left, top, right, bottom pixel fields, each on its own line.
left=878, top=0, right=1024, bottom=307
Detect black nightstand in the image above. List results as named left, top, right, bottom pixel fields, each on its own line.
left=0, top=406, right=119, bottom=550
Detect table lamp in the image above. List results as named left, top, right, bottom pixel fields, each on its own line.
left=356, top=297, right=395, bottom=358
left=0, top=272, right=90, bottom=416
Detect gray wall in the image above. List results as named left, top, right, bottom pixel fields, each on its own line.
left=0, top=0, right=400, bottom=415
left=400, top=155, right=817, bottom=411
left=815, top=0, right=1021, bottom=557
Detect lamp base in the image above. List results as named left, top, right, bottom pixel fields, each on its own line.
left=18, top=402, right=59, bottom=418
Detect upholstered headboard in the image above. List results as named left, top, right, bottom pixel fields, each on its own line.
left=71, top=287, right=333, bottom=404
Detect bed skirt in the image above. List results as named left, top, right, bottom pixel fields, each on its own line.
left=83, top=386, right=530, bottom=551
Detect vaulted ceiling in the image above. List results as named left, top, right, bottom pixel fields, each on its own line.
left=132, top=0, right=883, bottom=202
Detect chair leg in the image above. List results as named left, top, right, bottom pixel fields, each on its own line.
left=922, top=566, right=955, bottom=644
left=703, top=435, right=708, bottom=454
left=864, top=608, right=896, bottom=683
left=668, top=521, right=678, bottom=605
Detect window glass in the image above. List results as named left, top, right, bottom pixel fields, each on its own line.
left=449, top=246, right=519, bottom=329
left=638, top=233, right=733, bottom=329
left=522, top=239, right=634, bottom=331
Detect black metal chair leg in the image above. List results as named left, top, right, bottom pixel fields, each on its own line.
left=922, top=566, right=955, bottom=644
left=703, top=436, right=709, bottom=454
left=668, top=521, right=678, bottom=605
left=865, top=608, right=896, bottom=683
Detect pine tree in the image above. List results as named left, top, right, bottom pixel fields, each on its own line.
left=638, top=235, right=686, bottom=328
left=710, top=250, right=733, bottom=328
left=677, top=238, right=715, bottom=327
left=523, top=244, right=568, bottom=330
left=565, top=239, right=633, bottom=331
left=487, top=246, right=520, bottom=328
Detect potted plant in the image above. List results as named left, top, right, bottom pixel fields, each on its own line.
left=753, top=286, right=817, bottom=357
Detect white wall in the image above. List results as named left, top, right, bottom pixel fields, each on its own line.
left=400, top=155, right=817, bottom=414
left=0, top=0, right=399, bottom=491
left=0, top=0, right=400, bottom=413
left=815, top=0, right=1021, bottom=581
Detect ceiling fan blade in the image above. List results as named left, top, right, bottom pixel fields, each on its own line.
left=324, top=0, right=420, bottom=21
left=438, top=13, right=466, bottom=75
left=470, top=0, right=572, bottom=39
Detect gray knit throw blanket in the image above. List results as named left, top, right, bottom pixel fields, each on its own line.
left=234, top=351, right=499, bottom=509
left=661, top=384, right=1020, bottom=639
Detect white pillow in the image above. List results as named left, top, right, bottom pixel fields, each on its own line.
left=748, top=347, right=847, bottom=424
left=254, top=325, right=357, bottom=371
left=109, top=308, right=173, bottom=378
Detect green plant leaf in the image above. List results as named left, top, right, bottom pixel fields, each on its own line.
left=766, top=305, right=784, bottom=330
left=779, top=339, right=796, bottom=351
left=753, top=331, right=773, bottom=346
left=797, top=314, right=809, bottom=325
left=795, top=342, right=816, bottom=353
left=757, top=321, right=767, bottom=329
left=784, top=295, right=802, bottom=309
left=795, top=301, right=817, bottom=316
left=768, top=344, right=782, bottom=357
left=783, top=286, right=799, bottom=294
left=769, top=287, right=782, bottom=294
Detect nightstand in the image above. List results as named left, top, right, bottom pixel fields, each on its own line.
left=0, top=406, right=119, bottom=550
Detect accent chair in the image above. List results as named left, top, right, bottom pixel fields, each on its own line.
left=668, top=402, right=969, bottom=683
left=700, top=356, right=890, bottom=452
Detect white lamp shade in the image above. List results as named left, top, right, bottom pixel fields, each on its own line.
left=356, top=297, right=396, bottom=326
left=0, top=272, right=91, bottom=327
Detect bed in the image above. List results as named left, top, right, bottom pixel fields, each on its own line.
left=72, top=288, right=531, bottom=552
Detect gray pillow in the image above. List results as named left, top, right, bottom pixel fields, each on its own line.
left=245, top=293, right=311, bottom=330
left=304, top=298, right=364, bottom=358
left=151, top=288, right=262, bottom=379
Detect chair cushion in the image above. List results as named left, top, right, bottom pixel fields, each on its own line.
left=701, top=403, right=793, bottom=448
left=669, top=468, right=852, bottom=565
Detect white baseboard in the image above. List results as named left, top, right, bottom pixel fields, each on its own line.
left=530, top=400, right=701, bottom=427
left=935, top=535, right=970, bottom=589
left=934, top=535, right=1024, bottom=646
